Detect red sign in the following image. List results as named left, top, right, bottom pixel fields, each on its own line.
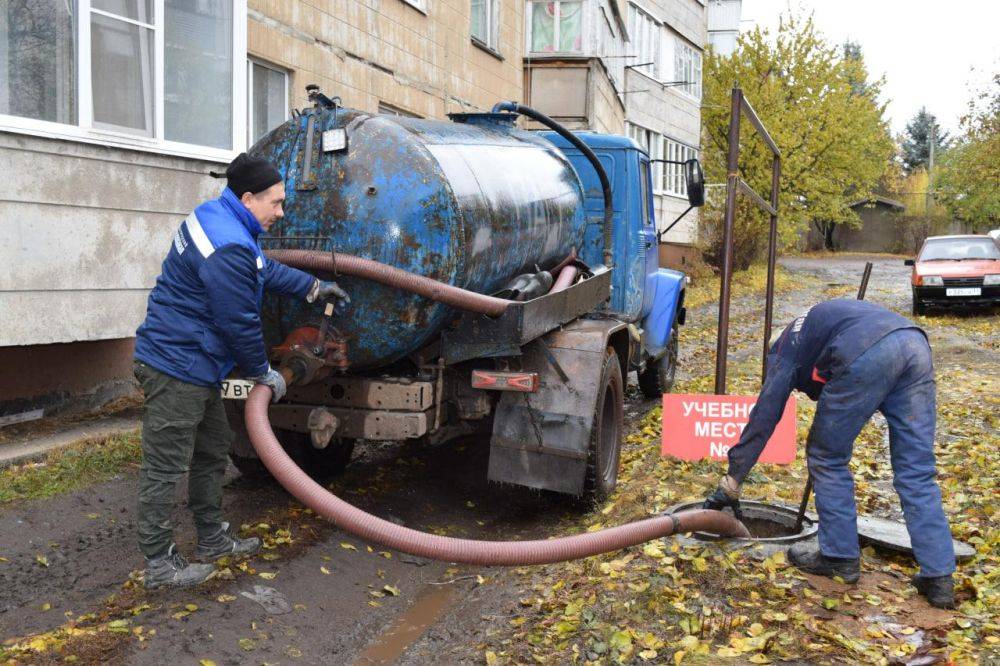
left=661, top=393, right=797, bottom=463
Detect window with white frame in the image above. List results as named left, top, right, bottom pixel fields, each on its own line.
left=627, top=3, right=659, bottom=79
left=471, top=0, right=499, bottom=51
left=627, top=122, right=663, bottom=192
left=0, top=0, right=245, bottom=158
left=528, top=0, right=583, bottom=53
left=673, top=38, right=702, bottom=99
left=662, top=137, right=698, bottom=197
left=247, top=58, right=287, bottom=146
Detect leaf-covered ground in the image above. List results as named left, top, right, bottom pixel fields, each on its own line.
left=481, top=262, right=999, bottom=665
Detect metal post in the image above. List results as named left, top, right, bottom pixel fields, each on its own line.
left=761, top=155, right=781, bottom=380
left=857, top=261, right=873, bottom=300
left=715, top=87, right=743, bottom=395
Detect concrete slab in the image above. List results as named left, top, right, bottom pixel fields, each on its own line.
left=0, top=416, right=140, bottom=468
left=857, top=514, right=977, bottom=562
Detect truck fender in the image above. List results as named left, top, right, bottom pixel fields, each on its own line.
left=487, top=317, right=628, bottom=496
left=642, top=268, right=685, bottom=358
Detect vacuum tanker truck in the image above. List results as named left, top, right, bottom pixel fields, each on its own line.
left=223, top=87, right=704, bottom=501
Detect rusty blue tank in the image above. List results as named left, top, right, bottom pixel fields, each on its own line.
left=252, top=107, right=588, bottom=369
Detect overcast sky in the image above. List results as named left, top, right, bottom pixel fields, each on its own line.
left=740, top=0, right=1000, bottom=137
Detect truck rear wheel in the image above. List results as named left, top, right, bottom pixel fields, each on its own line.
left=583, top=348, right=624, bottom=502
left=638, top=324, right=678, bottom=397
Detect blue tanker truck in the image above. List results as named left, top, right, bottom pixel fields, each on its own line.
left=223, top=87, right=704, bottom=501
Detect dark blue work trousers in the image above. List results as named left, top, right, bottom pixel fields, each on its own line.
left=807, top=328, right=955, bottom=577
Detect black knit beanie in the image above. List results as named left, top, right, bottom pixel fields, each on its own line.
left=210, top=153, right=282, bottom=197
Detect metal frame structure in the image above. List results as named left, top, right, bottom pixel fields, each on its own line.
left=715, top=87, right=782, bottom=394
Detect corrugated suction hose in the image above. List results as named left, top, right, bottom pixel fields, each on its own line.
left=246, top=385, right=748, bottom=564
left=243, top=249, right=750, bottom=565
left=268, top=249, right=510, bottom=317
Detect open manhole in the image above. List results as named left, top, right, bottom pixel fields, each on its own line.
left=669, top=500, right=818, bottom=544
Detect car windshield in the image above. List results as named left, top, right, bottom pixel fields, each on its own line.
left=918, top=238, right=1000, bottom=261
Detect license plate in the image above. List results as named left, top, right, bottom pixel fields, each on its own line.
left=221, top=379, right=255, bottom=400
left=946, top=287, right=981, bottom=297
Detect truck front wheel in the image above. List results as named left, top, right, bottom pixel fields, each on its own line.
left=638, top=324, right=679, bottom=397
left=584, top=348, right=624, bottom=502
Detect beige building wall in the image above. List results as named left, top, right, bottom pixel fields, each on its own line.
left=247, top=0, right=524, bottom=119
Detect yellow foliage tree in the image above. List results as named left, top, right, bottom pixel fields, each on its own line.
left=700, top=13, right=895, bottom=265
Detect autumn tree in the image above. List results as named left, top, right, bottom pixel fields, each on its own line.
left=900, top=108, right=950, bottom=174
left=934, top=74, right=1000, bottom=229
left=700, top=13, right=894, bottom=265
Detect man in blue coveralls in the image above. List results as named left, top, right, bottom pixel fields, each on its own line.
left=703, top=299, right=956, bottom=608
left=133, top=154, right=348, bottom=589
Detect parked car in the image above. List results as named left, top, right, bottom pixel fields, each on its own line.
left=905, top=235, right=1000, bottom=314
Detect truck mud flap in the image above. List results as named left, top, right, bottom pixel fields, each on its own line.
left=488, top=318, right=626, bottom=495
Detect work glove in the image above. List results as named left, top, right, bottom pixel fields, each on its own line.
left=251, top=367, right=286, bottom=403
left=703, top=474, right=743, bottom=522
left=307, top=279, right=350, bottom=308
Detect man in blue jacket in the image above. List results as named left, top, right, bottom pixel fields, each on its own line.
left=133, top=153, right=348, bottom=589
left=703, top=299, right=955, bottom=608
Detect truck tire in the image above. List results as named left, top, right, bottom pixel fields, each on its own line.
left=584, top=348, right=624, bottom=502
left=638, top=324, right=679, bottom=398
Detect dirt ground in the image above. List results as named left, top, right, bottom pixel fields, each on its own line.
left=0, top=255, right=996, bottom=665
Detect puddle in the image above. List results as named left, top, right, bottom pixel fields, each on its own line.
left=353, top=586, right=455, bottom=664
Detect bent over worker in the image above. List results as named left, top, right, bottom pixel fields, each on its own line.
left=133, top=154, right=348, bottom=589
left=703, top=299, right=956, bottom=608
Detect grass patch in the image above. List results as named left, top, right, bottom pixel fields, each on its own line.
left=0, top=431, right=142, bottom=504
left=685, top=263, right=802, bottom=310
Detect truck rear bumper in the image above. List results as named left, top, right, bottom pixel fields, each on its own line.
left=268, top=403, right=433, bottom=440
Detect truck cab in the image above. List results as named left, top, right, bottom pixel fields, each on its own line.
left=540, top=132, right=689, bottom=395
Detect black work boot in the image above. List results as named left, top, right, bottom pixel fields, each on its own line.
left=145, top=544, right=216, bottom=590
left=788, top=542, right=860, bottom=583
left=912, top=574, right=955, bottom=609
left=196, top=522, right=262, bottom=561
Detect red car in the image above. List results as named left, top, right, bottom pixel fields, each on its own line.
left=906, top=235, right=1000, bottom=314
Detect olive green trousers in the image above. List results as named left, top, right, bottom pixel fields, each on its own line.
left=134, top=362, right=233, bottom=559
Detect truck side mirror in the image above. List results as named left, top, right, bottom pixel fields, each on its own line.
left=685, top=159, right=705, bottom=207
left=904, top=259, right=915, bottom=266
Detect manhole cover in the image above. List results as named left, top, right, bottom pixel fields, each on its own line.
left=669, top=500, right=817, bottom=544
left=856, top=515, right=976, bottom=562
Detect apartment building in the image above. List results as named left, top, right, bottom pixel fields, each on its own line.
left=0, top=0, right=524, bottom=418
left=522, top=0, right=707, bottom=262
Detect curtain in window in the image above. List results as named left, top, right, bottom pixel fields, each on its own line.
left=558, top=2, right=581, bottom=51
left=91, top=11, right=154, bottom=134
left=165, top=0, right=232, bottom=149
left=251, top=62, right=285, bottom=144
left=0, top=0, right=77, bottom=124
left=530, top=2, right=555, bottom=51
left=471, top=0, right=488, bottom=43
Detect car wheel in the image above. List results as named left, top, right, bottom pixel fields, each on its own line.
left=912, top=291, right=926, bottom=316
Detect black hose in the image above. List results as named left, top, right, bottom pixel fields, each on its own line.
left=493, top=101, right=614, bottom=268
